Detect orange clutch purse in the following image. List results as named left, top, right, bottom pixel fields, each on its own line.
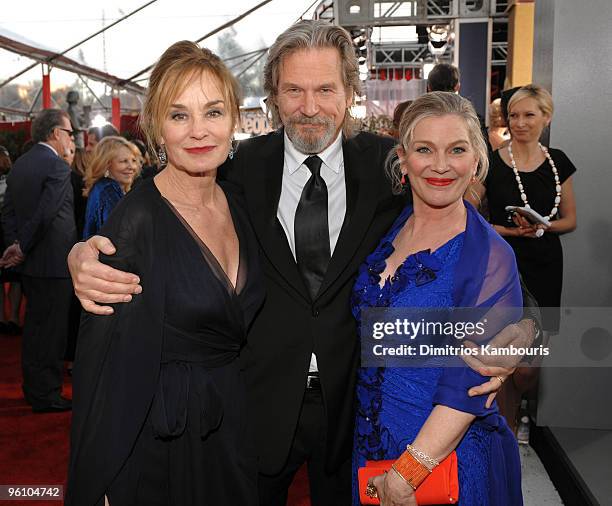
left=358, top=451, right=459, bottom=505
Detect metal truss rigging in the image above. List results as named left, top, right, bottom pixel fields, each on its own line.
left=491, top=41, right=508, bottom=66
left=372, top=43, right=429, bottom=68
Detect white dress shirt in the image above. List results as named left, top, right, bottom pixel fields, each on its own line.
left=277, top=131, right=347, bottom=373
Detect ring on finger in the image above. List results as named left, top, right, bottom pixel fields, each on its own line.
left=365, top=483, right=378, bottom=498
left=495, top=375, right=505, bottom=384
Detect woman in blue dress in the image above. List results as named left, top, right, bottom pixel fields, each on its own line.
left=352, top=92, right=523, bottom=505
left=83, top=136, right=140, bottom=239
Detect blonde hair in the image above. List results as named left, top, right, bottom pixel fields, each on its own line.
left=508, top=84, right=554, bottom=118
left=489, top=98, right=506, bottom=128
left=388, top=91, right=489, bottom=195
left=83, top=136, right=140, bottom=196
left=263, top=20, right=360, bottom=138
left=141, top=41, right=241, bottom=163
left=128, top=141, right=144, bottom=169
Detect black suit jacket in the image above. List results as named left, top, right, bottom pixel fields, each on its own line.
left=1, top=143, right=76, bottom=277
left=223, top=130, right=405, bottom=474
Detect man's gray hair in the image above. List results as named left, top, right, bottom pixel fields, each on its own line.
left=31, top=109, right=70, bottom=144
left=263, top=20, right=361, bottom=137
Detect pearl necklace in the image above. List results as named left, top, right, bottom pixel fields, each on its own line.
left=508, top=141, right=561, bottom=220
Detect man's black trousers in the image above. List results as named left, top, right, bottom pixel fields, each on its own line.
left=21, top=276, right=72, bottom=408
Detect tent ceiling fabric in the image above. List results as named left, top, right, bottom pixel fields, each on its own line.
left=0, top=32, right=145, bottom=95
left=0, top=0, right=320, bottom=115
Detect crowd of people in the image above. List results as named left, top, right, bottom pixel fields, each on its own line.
left=0, top=113, right=158, bottom=409
left=0, top=17, right=578, bottom=506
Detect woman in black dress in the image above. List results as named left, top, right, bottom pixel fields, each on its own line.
left=481, top=84, right=577, bottom=430
left=66, top=41, right=264, bottom=506
left=485, top=85, right=577, bottom=332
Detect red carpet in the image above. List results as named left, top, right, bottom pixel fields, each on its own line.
left=0, top=332, right=310, bottom=505
left=0, top=334, right=71, bottom=505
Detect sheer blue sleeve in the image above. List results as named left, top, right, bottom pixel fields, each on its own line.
left=434, top=208, right=523, bottom=416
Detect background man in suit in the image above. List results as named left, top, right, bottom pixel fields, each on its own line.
left=67, top=21, right=536, bottom=505
left=1, top=109, right=77, bottom=413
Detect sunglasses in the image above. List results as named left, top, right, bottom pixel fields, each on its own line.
left=57, top=127, right=75, bottom=138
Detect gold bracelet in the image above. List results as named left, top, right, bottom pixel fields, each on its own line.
left=406, top=443, right=440, bottom=469
left=392, top=450, right=431, bottom=490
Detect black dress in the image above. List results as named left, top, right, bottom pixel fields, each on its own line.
left=67, top=178, right=265, bottom=506
left=65, top=170, right=87, bottom=361
left=486, top=148, right=576, bottom=331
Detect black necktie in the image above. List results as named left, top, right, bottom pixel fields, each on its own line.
left=295, top=155, right=331, bottom=300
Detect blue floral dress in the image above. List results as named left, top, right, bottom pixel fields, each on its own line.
left=351, top=204, right=522, bottom=506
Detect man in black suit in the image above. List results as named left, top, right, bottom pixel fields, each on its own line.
left=1, top=109, right=77, bottom=413
left=66, top=21, right=537, bottom=505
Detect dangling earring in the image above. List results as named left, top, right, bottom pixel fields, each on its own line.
left=469, top=172, right=482, bottom=208
left=104, top=169, right=110, bottom=178
left=471, top=165, right=479, bottom=183
left=157, top=144, right=168, bottom=165
left=228, top=139, right=235, bottom=160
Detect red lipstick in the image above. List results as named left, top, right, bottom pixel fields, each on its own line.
left=426, top=178, right=454, bottom=187
left=185, top=146, right=215, bottom=154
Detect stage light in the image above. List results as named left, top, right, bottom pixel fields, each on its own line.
left=90, top=114, right=108, bottom=128
left=427, top=25, right=450, bottom=56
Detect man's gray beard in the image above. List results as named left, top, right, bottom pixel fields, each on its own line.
left=285, top=117, right=336, bottom=154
